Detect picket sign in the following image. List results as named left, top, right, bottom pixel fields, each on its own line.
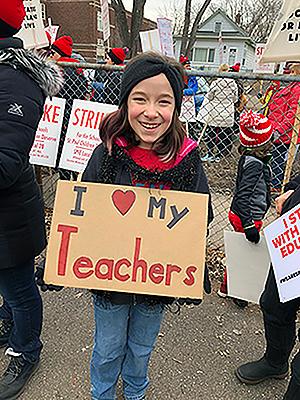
left=59, top=100, right=117, bottom=173
left=224, top=231, right=270, bottom=304
left=254, top=44, right=275, bottom=74
left=16, top=0, right=49, bottom=49
left=30, top=97, right=66, bottom=167
left=44, top=181, right=209, bottom=299
left=264, top=202, right=300, bottom=302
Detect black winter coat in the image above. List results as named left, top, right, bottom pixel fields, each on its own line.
left=82, top=142, right=213, bottom=305
left=0, top=38, right=63, bottom=269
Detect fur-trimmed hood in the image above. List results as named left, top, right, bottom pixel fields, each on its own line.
left=0, top=47, right=64, bottom=97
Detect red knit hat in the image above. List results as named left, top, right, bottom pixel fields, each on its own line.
left=52, top=36, right=73, bottom=57
left=179, top=54, right=190, bottom=65
left=231, top=62, right=241, bottom=72
left=0, top=0, right=26, bottom=38
left=239, top=110, right=273, bottom=148
left=108, top=47, right=128, bottom=65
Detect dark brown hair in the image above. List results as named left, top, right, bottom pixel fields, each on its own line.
left=238, top=140, right=273, bottom=158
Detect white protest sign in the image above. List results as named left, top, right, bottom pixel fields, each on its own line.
left=261, top=1, right=300, bottom=63
left=180, top=96, right=196, bottom=122
left=59, top=100, right=117, bottom=173
left=224, top=231, right=270, bottom=304
left=140, top=30, right=161, bottom=53
left=264, top=203, right=300, bottom=302
left=44, top=25, right=59, bottom=45
left=30, top=97, right=66, bottom=167
left=101, top=0, right=111, bottom=43
left=157, top=18, right=174, bottom=58
left=254, top=44, right=275, bottom=74
left=16, top=0, right=49, bottom=49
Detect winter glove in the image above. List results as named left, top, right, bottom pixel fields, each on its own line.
left=244, top=225, right=260, bottom=244
left=35, top=258, right=64, bottom=292
left=177, top=265, right=211, bottom=306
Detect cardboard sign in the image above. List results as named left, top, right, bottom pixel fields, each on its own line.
left=30, top=97, right=66, bottom=167
left=261, top=1, right=300, bottom=63
left=59, top=100, right=117, bottom=173
left=224, top=231, right=270, bottom=304
left=254, top=44, right=275, bottom=74
left=180, top=96, right=196, bottom=122
left=264, top=203, right=300, bottom=302
left=157, top=17, right=174, bottom=58
left=101, top=0, right=111, bottom=43
left=16, top=0, right=49, bottom=49
left=44, top=181, right=209, bottom=299
left=140, top=30, right=161, bottom=53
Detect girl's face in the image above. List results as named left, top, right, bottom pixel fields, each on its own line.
left=127, top=73, right=176, bottom=149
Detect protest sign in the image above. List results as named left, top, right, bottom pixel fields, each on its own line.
left=59, top=100, right=117, bottom=173
left=224, top=231, right=270, bottom=304
left=180, top=96, right=196, bottom=123
left=261, top=1, right=300, bottom=63
left=264, top=203, right=300, bottom=302
left=30, top=97, right=66, bottom=167
left=157, top=18, right=174, bottom=58
left=254, top=44, right=275, bottom=74
left=17, top=0, right=49, bottom=49
left=44, top=18, right=59, bottom=45
left=140, top=30, right=161, bottom=53
left=44, top=181, right=208, bottom=298
left=101, top=0, right=111, bottom=43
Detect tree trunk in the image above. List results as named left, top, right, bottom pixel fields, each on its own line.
left=180, top=0, right=192, bottom=56
left=111, top=0, right=130, bottom=47
left=185, top=0, right=212, bottom=58
left=129, top=0, right=147, bottom=57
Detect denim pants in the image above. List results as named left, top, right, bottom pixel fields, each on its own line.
left=0, top=258, right=43, bottom=362
left=90, top=296, right=165, bottom=400
left=271, top=142, right=289, bottom=189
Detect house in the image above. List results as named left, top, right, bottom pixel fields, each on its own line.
left=41, top=0, right=156, bottom=62
left=174, top=9, right=256, bottom=71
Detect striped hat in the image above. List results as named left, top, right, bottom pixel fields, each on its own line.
left=239, top=110, right=273, bottom=148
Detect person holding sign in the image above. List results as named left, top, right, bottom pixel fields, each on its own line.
left=218, top=111, right=273, bottom=307
left=235, top=174, right=300, bottom=399
left=0, top=1, right=63, bottom=399
left=82, top=51, right=213, bottom=400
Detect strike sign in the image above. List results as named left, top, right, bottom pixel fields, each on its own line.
left=264, top=203, right=300, bottom=302
left=44, top=181, right=209, bottom=299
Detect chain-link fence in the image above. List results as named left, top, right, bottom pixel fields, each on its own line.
left=37, top=62, right=300, bottom=248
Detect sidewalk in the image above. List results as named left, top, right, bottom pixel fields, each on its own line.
left=0, top=283, right=293, bottom=399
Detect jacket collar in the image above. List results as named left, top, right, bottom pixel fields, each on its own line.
left=0, top=37, right=23, bottom=50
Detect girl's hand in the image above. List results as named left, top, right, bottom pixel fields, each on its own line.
left=275, top=190, right=294, bottom=215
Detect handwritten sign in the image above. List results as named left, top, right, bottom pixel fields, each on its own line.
left=264, top=203, right=300, bottom=302
left=59, top=100, right=117, bottom=173
left=44, top=181, right=209, bottom=298
left=30, top=97, right=66, bottom=167
left=157, top=17, right=174, bottom=58
left=16, top=0, right=49, bottom=49
left=254, top=44, right=275, bottom=74
left=140, top=30, right=161, bottom=53
left=101, top=0, right=111, bottom=43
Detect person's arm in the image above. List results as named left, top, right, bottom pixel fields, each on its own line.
left=82, top=143, right=106, bottom=182
left=284, top=174, right=300, bottom=191
left=275, top=174, right=300, bottom=214
left=183, top=76, right=198, bottom=96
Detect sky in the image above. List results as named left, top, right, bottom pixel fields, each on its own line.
left=121, top=0, right=168, bottom=21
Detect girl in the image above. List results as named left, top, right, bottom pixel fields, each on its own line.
left=218, top=110, right=273, bottom=307
left=82, top=51, right=213, bottom=400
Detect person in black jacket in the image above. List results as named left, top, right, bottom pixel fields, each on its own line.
left=0, top=2, right=63, bottom=399
left=235, top=175, right=300, bottom=400
left=218, top=110, right=273, bottom=307
left=82, top=51, right=213, bottom=400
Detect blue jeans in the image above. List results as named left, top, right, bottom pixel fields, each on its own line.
left=0, top=258, right=43, bottom=362
left=271, top=142, right=289, bottom=189
left=90, top=296, right=165, bottom=400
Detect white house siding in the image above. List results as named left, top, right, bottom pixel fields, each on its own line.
left=199, top=13, right=239, bottom=35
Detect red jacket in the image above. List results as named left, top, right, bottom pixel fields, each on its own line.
left=268, top=82, right=300, bottom=144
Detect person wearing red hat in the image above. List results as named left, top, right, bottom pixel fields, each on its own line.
left=218, top=110, right=273, bottom=307
left=0, top=1, right=63, bottom=399
left=106, top=47, right=128, bottom=66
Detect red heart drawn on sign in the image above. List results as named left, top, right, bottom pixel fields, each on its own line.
left=112, top=190, right=136, bottom=216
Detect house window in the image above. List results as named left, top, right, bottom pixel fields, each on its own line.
left=228, top=48, right=237, bottom=65
left=193, top=48, right=215, bottom=63
left=97, top=11, right=103, bottom=32
left=242, top=48, right=247, bottom=66
left=215, top=22, right=222, bottom=33
left=41, top=3, right=46, bottom=20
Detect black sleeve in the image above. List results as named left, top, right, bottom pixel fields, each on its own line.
left=232, top=159, right=263, bottom=227
left=82, top=144, right=105, bottom=183
left=284, top=174, right=300, bottom=192
left=193, top=155, right=214, bottom=226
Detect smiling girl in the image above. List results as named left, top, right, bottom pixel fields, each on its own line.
left=82, top=51, right=213, bottom=400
